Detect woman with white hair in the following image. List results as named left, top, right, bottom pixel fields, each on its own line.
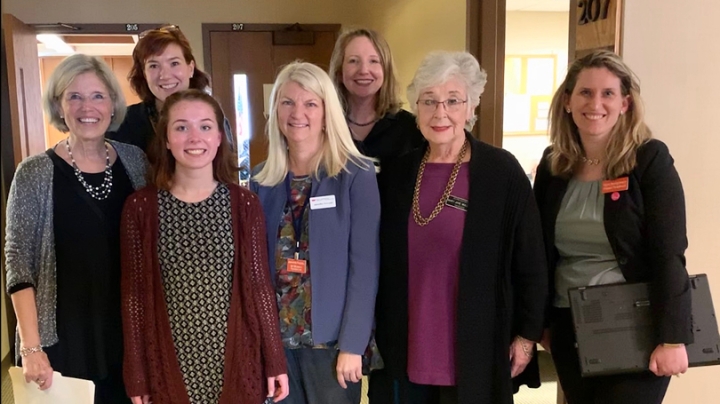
left=369, top=51, right=547, bottom=404
left=251, top=61, right=380, bottom=404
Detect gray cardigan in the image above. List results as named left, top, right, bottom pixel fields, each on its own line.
left=4, top=140, right=147, bottom=354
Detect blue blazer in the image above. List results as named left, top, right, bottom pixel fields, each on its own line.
left=250, top=161, right=380, bottom=355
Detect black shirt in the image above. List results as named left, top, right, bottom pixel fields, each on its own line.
left=352, top=109, right=425, bottom=173
left=46, top=149, right=134, bottom=380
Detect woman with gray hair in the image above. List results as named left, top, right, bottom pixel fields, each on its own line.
left=370, top=51, right=547, bottom=404
left=251, top=61, right=380, bottom=404
left=4, top=54, right=146, bottom=403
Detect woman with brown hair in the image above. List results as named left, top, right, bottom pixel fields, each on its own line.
left=120, top=89, right=288, bottom=404
left=108, top=25, right=235, bottom=153
left=534, top=50, right=691, bottom=404
left=328, top=28, right=424, bottom=169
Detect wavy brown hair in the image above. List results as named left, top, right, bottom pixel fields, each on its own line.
left=128, top=26, right=211, bottom=103
left=328, top=27, right=402, bottom=116
left=149, top=89, right=238, bottom=190
left=548, top=50, right=652, bottom=179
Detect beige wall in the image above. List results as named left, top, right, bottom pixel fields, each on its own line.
left=624, top=1, right=720, bottom=401
left=4, top=0, right=367, bottom=70
left=503, top=11, right=568, bottom=175
left=506, top=11, right=569, bottom=85
left=354, top=0, right=466, bottom=104
left=4, top=0, right=466, bottom=103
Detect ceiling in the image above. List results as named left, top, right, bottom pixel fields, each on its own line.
left=507, top=0, right=570, bottom=12
left=37, top=34, right=137, bottom=57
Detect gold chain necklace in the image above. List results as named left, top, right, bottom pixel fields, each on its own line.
left=412, top=139, right=468, bottom=226
left=581, top=156, right=601, bottom=165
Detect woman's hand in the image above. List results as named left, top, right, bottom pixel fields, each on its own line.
left=267, top=374, right=289, bottom=402
left=130, top=395, right=151, bottom=404
left=509, top=336, right=534, bottom=378
left=22, top=350, right=53, bottom=390
left=649, top=344, right=688, bottom=377
left=336, top=351, right=363, bottom=388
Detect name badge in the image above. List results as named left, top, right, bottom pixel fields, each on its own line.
left=310, top=195, right=336, bottom=210
left=287, top=258, right=307, bottom=274
left=601, top=177, right=629, bottom=194
left=445, top=195, right=469, bottom=212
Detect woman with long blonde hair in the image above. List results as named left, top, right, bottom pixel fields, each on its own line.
left=534, top=50, right=691, bottom=404
left=251, top=61, right=380, bottom=404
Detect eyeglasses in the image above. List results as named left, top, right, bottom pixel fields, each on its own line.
left=138, top=24, right=181, bottom=39
left=416, top=98, right=468, bottom=112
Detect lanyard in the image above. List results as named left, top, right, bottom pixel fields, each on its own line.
left=284, top=175, right=310, bottom=257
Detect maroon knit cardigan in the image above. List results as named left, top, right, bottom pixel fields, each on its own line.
left=120, top=184, right=287, bottom=404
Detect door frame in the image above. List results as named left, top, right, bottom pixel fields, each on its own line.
left=30, top=23, right=167, bottom=36
left=466, top=0, right=506, bottom=148
left=201, top=23, right=342, bottom=76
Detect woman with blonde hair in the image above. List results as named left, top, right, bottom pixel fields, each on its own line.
left=534, top=49, right=691, bottom=404
left=251, top=61, right=380, bottom=404
left=329, top=28, right=424, bottom=168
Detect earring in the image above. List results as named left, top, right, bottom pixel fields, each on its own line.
left=620, top=110, right=625, bottom=115
left=566, top=108, right=571, bottom=113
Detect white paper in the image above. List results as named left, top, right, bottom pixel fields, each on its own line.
left=309, top=195, right=336, bottom=210
left=9, top=366, right=95, bottom=404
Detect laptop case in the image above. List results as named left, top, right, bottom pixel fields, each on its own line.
left=569, top=274, right=720, bottom=377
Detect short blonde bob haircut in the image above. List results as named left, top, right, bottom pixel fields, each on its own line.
left=406, top=51, right=487, bottom=131
left=548, top=50, right=651, bottom=179
left=328, top=27, right=403, bottom=117
left=42, top=54, right=127, bottom=133
left=254, top=61, right=372, bottom=186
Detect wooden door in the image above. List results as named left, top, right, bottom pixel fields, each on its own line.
left=208, top=26, right=339, bottom=169
left=3, top=13, right=45, bottom=166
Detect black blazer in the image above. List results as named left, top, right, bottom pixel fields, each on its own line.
left=375, top=133, right=548, bottom=404
left=353, top=109, right=425, bottom=163
left=533, top=139, right=693, bottom=344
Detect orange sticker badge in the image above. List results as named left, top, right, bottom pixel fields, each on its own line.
left=601, top=177, right=629, bottom=194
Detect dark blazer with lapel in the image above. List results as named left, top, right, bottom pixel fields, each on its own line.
left=250, top=161, right=381, bottom=355
left=533, top=139, right=692, bottom=344
left=375, top=133, right=548, bottom=404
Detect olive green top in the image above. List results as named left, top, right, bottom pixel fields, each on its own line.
left=554, top=179, right=626, bottom=308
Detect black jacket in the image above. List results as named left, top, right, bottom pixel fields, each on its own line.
left=533, top=139, right=693, bottom=344
left=375, top=133, right=548, bottom=403
left=353, top=109, right=425, bottom=166
left=108, top=102, right=156, bottom=152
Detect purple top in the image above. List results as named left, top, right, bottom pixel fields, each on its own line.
left=407, top=162, right=469, bottom=386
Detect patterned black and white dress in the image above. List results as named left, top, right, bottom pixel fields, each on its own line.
left=158, top=184, right=234, bottom=404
